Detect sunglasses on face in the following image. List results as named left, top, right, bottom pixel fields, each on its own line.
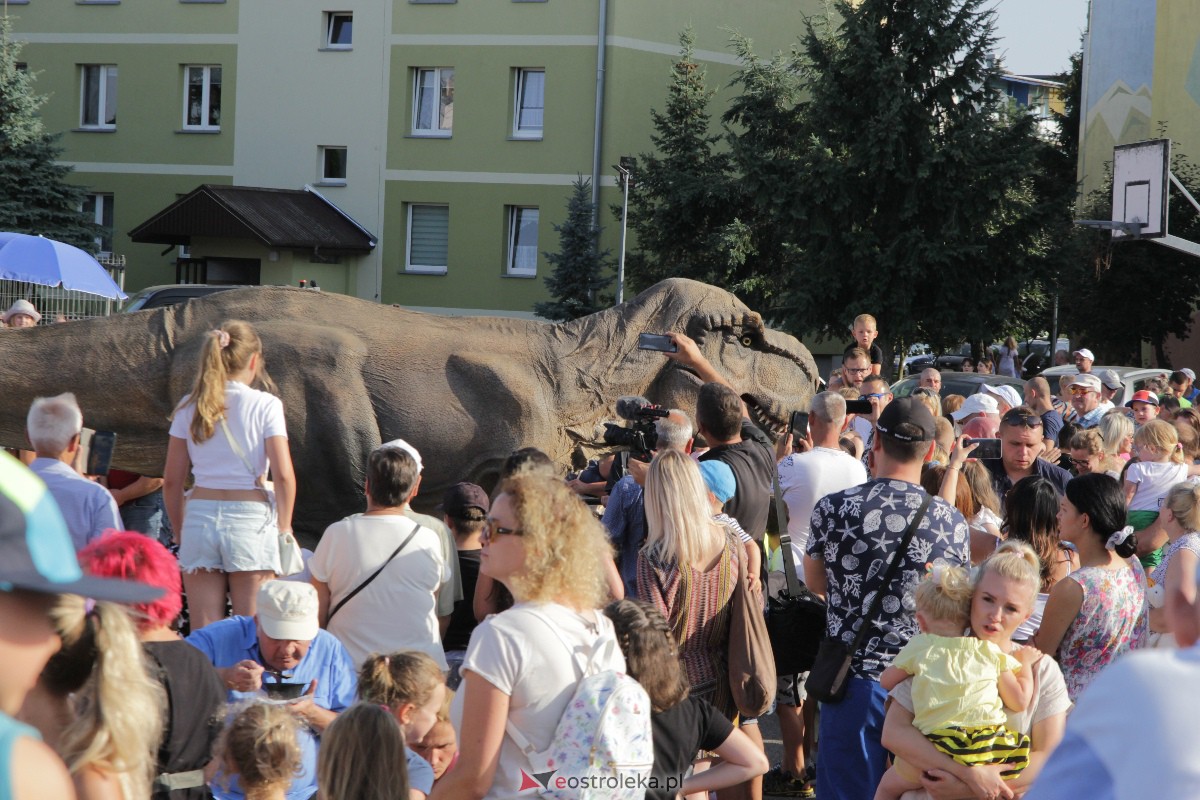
left=1068, top=387, right=1095, bottom=396
left=481, top=520, right=523, bottom=543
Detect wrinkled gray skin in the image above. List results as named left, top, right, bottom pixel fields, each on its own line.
left=0, top=278, right=818, bottom=540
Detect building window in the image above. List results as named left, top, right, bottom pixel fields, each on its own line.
left=320, top=146, right=347, bottom=184
left=81, top=194, right=115, bottom=255
left=412, top=68, right=453, bottom=136
left=184, top=65, right=221, bottom=130
left=80, top=65, right=117, bottom=129
left=506, top=207, right=539, bottom=276
left=406, top=205, right=449, bottom=273
left=513, top=69, right=544, bottom=138
left=324, top=12, right=352, bottom=49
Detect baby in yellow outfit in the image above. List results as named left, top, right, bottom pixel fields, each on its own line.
left=874, top=565, right=1037, bottom=800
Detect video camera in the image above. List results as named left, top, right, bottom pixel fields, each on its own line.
left=602, top=395, right=669, bottom=462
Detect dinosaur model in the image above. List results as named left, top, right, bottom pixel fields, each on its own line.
left=0, top=278, right=818, bottom=539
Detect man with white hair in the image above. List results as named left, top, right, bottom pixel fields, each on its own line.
left=27, top=393, right=120, bottom=550
left=918, top=368, right=942, bottom=393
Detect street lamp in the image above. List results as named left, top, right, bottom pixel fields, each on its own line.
left=615, top=156, right=635, bottom=305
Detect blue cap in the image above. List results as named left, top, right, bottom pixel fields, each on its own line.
left=698, top=460, right=737, bottom=503
left=0, top=452, right=161, bottom=603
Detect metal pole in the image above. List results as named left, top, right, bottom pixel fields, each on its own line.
left=616, top=170, right=629, bottom=305
left=1050, top=292, right=1059, bottom=363
left=589, top=0, right=609, bottom=225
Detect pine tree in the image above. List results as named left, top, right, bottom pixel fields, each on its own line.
left=623, top=30, right=760, bottom=302
left=534, top=177, right=614, bottom=321
left=0, top=17, right=96, bottom=249
left=723, top=0, right=1053, bottom=366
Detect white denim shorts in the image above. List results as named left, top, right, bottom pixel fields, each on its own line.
left=178, top=499, right=280, bottom=574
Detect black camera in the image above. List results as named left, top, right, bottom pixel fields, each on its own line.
left=602, top=396, right=669, bottom=461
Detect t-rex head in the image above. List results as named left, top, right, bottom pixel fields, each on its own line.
left=573, top=278, right=820, bottom=441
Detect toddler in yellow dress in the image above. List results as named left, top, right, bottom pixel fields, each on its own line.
left=874, top=565, right=1036, bottom=800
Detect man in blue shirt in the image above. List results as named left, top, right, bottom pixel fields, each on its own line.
left=26, top=393, right=120, bottom=550
left=985, top=407, right=1073, bottom=510
left=187, top=581, right=357, bottom=800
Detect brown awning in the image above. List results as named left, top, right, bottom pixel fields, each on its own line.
left=129, top=184, right=376, bottom=253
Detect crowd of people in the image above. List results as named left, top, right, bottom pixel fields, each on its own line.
left=2, top=310, right=1199, bottom=800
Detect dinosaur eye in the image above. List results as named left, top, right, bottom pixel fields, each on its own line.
left=740, top=335, right=753, bottom=347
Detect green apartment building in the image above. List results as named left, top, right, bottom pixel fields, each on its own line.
left=8, top=0, right=814, bottom=316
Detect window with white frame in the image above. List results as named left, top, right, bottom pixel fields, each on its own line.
left=406, top=204, right=449, bottom=273
left=81, top=193, right=115, bottom=255
left=412, top=68, right=454, bottom=136
left=80, top=65, right=117, bottom=129
left=324, top=11, right=353, bottom=48
left=320, top=146, right=347, bottom=183
left=513, top=68, right=544, bottom=138
left=506, top=207, right=539, bottom=276
left=183, top=65, right=222, bottom=130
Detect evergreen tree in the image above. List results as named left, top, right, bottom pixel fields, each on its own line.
left=0, top=17, right=96, bottom=249
left=721, top=1, right=1054, bottom=367
left=622, top=30, right=762, bottom=303
left=534, top=177, right=614, bottom=321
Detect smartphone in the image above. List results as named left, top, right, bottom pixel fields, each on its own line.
left=966, top=438, right=1002, bottom=460
left=85, top=430, right=117, bottom=476
left=845, top=399, right=873, bottom=414
left=637, top=333, right=678, bottom=353
left=789, top=411, right=809, bottom=440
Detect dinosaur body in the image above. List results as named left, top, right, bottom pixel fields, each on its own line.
left=0, top=278, right=818, bottom=539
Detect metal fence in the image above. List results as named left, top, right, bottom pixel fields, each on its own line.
left=0, top=254, right=126, bottom=323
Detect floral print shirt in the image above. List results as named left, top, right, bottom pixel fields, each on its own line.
left=1057, top=560, right=1148, bottom=700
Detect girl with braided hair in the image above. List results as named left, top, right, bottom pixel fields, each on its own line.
left=603, top=599, right=766, bottom=800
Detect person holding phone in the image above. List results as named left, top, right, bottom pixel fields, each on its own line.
left=25, top=393, right=121, bottom=551
left=985, top=408, right=1072, bottom=512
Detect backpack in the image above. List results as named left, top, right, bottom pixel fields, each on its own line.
left=505, top=612, right=654, bottom=799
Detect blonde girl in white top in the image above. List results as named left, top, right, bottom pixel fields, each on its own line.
left=164, top=320, right=296, bottom=628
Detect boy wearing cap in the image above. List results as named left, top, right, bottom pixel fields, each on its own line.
left=803, top=399, right=970, bottom=800
left=441, top=481, right=488, bottom=687
left=187, top=580, right=355, bottom=800
left=1128, top=391, right=1161, bottom=427
left=0, top=452, right=162, bottom=800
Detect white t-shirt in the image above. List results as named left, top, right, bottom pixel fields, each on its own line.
left=1126, top=461, right=1190, bottom=511
left=169, top=381, right=287, bottom=490
left=452, top=602, right=625, bottom=800
left=777, top=447, right=868, bottom=571
left=309, top=513, right=449, bottom=669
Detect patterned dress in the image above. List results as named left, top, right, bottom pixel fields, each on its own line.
left=1056, top=560, right=1148, bottom=700
left=637, top=528, right=739, bottom=716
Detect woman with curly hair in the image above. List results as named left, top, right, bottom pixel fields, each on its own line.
left=429, top=474, right=634, bottom=800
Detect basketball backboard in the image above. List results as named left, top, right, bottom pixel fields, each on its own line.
left=1112, top=139, right=1169, bottom=239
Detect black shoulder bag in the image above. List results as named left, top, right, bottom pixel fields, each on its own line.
left=327, top=522, right=422, bottom=623
left=805, top=493, right=933, bottom=703
left=766, top=470, right=828, bottom=676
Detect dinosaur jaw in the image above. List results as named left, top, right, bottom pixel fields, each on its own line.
left=744, top=394, right=788, bottom=441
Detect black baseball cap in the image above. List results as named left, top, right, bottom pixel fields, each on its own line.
left=439, top=482, right=490, bottom=518
left=875, top=397, right=936, bottom=443
left=0, top=453, right=162, bottom=604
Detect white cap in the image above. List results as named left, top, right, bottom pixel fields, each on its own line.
left=1073, top=348, right=1095, bottom=362
left=378, top=438, right=423, bottom=473
left=951, top=393, right=999, bottom=421
left=1183, top=368, right=1197, bottom=382
left=2, top=299, right=40, bottom=325
left=1068, top=373, right=1102, bottom=393
left=981, top=384, right=1022, bottom=410
left=256, top=581, right=319, bottom=641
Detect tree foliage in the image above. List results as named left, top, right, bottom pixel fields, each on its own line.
left=534, top=177, right=614, bottom=321
left=0, top=18, right=96, bottom=249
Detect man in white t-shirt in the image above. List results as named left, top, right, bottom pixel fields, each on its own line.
left=765, top=390, right=868, bottom=797
left=309, top=445, right=449, bottom=668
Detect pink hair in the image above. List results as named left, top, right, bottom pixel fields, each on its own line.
left=78, top=531, right=182, bottom=628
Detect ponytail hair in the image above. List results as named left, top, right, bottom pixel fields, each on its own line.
left=175, top=320, right=275, bottom=443
left=913, top=564, right=972, bottom=628
left=1164, top=480, right=1200, bottom=531
left=357, top=650, right=444, bottom=710
left=1134, top=419, right=1185, bottom=465
left=51, top=598, right=164, bottom=799
left=217, top=702, right=301, bottom=793
left=1065, top=473, right=1138, bottom=558
left=604, top=599, right=689, bottom=713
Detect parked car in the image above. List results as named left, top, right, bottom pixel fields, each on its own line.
left=1038, top=365, right=1169, bottom=408
left=120, top=283, right=242, bottom=312
left=891, top=371, right=1025, bottom=400
left=893, top=343, right=934, bottom=374
left=1018, top=338, right=1071, bottom=379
